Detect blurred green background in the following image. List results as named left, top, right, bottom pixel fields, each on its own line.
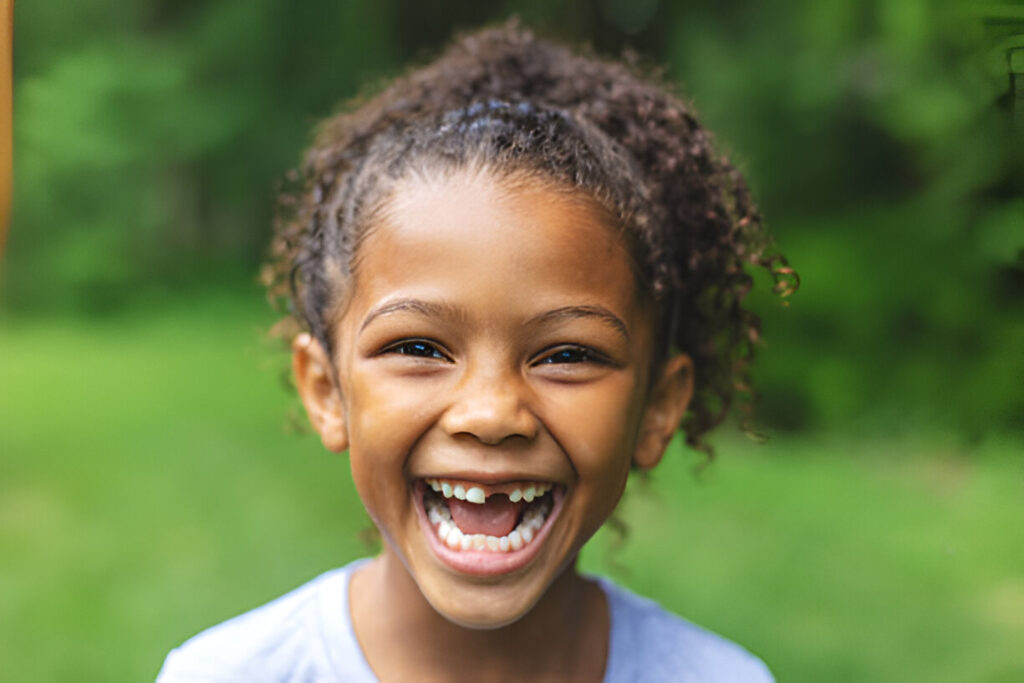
left=2, top=1, right=1022, bottom=680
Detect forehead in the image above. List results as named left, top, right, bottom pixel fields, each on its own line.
left=344, top=170, right=644, bottom=327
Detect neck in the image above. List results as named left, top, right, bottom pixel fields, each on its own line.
left=350, top=549, right=608, bottom=682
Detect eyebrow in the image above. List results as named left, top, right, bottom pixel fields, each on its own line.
left=528, top=305, right=630, bottom=343
left=359, top=299, right=630, bottom=342
left=359, top=298, right=464, bottom=332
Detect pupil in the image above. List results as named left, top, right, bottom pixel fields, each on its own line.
left=407, top=342, right=432, bottom=356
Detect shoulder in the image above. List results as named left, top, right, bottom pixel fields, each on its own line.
left=157, top=563, right=370, bottom=683
left=600, top=578, right=773, bottom=683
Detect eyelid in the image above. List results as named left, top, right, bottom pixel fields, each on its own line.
left=379, top=337, right=453, bottom=361
left=531, top=343, right=615, bottom=366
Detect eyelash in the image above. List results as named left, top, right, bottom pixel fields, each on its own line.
left=381, top=341, right=608, bottom=366
left=533, top=345, right=609, bottom=366
left=383, top=339, right=450, bottom=361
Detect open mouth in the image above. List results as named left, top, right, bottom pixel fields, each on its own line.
left=416, top=477, right=564, bottom=575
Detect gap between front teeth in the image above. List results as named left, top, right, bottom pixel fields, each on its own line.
left=424, top=492, right=551, bottom=553
left=425, top=478, right=553, bottom=504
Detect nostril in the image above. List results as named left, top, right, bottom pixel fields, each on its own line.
left=439, top=394, right=538, bottom=444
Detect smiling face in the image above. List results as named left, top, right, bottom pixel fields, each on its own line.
left=294, top=168, right=693, bottom=628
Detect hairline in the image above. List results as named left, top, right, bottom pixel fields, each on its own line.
left=319, top=160, right=659, bottom=354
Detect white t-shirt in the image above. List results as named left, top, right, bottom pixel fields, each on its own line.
left=157, top=560, right=772, bottom=682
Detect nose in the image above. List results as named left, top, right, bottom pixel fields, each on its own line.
left=439, top=362, right=538, bottom=445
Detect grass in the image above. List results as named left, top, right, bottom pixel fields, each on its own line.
left=1, top=293, right=1021, bottom=681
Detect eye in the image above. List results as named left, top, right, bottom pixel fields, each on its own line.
left=535, top=345, right=606, bottom=365
left=384, top=339, right=450, bottom=361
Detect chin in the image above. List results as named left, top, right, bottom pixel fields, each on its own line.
left=422, top=581, right=544, bottom=630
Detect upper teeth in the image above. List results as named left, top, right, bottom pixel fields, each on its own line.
left=424, top=490, right=553, bottom=554
left=425, top=478, right=553, bottom=505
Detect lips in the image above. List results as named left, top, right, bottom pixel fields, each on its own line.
left=414, top=478, right=565, bottom=576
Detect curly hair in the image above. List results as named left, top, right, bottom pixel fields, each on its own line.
left=265, top=20, right=797, bottom=455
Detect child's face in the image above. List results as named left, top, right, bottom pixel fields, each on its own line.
left=294, top=169, right=692, bottom=628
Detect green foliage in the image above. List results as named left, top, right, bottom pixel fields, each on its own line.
left=659, top=0, right=1024, bottom=438
left=1, top=302, right=1021, bottom=680
left=2, top=5, right=1019, bottom=678
left=5, top=0, right=1021, bottom=437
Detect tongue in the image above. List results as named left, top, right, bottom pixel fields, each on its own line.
left=448, top=496, right=524, bottom=537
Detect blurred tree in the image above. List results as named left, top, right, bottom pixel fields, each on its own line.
left=4, top=0, right=1020, bottom=440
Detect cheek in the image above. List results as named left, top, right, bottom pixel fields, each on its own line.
left=347, top=370, right=426, bottom=455
left=342, top=371, right=430, bottom=515
left=343, top=367, right=454, bottom=501
left=542, top=376, right=645, bottom=478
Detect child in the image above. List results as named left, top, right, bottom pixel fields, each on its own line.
left=159, top=21, right=792, bottom=682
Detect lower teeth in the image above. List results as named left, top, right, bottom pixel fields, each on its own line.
left=424, top=493, right=552, bottom=553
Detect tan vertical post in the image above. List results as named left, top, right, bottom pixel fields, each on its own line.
left=0, top=1, right=12, bottom=258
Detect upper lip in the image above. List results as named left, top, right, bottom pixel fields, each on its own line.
left=408, top=446, right=574, bottom=488
left=412, top=471, right=562, bottom=486
left=419, top=476, right=560, bottom=500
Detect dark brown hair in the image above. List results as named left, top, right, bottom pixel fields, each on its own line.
left=265, top=20, right=797, bottom=455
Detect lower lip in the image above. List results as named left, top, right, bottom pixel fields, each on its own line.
left=413, top=480, right=565, bottom=577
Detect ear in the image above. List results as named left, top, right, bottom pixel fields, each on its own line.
left=292, top=333, right=349, bottom=453
left=632, top=354, right=694, bottom=470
